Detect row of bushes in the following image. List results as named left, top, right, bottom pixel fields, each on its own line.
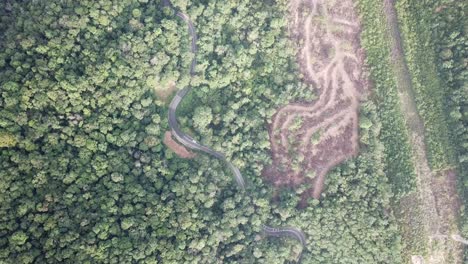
left=395, top=0, right=458, bottom=171
left=356, top=0, right=416, bottom=197
left=358, top=0, right=467, bottom=261
left=399, top=1, right=468, bottom=262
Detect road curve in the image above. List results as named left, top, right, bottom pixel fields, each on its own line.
left=165, top=0, right=245, bottom=190
left=262, top=225, right=307, bottom=247
left=163, top=0, right=306, bottom=261
left=263, top=225, right=307, bottom=261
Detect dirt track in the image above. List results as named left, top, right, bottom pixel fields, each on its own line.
left=382, top=0, right=463, bottom=262
left=264, top=0, right=368, bottom=202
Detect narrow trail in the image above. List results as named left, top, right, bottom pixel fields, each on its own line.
left=384, top=0, right=439, bottom=245
left=162, top=0, right=306, bottom=262
left=382, top=0, right=463, bottom=262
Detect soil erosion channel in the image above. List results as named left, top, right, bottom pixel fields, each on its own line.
left=163, top=0, right=307, bottom=262
left=264, top=0, right=368, bottom=203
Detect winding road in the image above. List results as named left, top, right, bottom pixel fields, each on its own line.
left=163, top=0, right=307, bottom=262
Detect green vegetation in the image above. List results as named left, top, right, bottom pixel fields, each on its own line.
left=431, top=4, right=468, bottom=260
left=310, top=130, right=322, bottom=146
left=358, top=0, right=467, bottom=261
left=288, top=116, right=303, bottom=132
left=357, top=0, right=429, bottom=259
left=432, top=3, right=468, bottom=177
left=5, top=0, right=466, bottom=263
left=395, top=0, right=467, bottom=260
left=290, top=101, right=404, bottom=263
left=395, top=0, right=458, bottom=171
left=0, top=132, right=16, bottom=147
left=430, top=2, right=468, bottom=174
left=356, top=0, right=417, bottom=197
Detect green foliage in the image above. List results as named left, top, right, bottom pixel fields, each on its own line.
left=0, top=132, right=16, bottom=147
left=356, top=0, right=417, bottom=197
left=359, top=116, right=373, bottom=130
left=175, top=0, right=315, bottom=159
left=298, top=101, right=402, bottom=263
left=358, top=1, right=467, bottom=261
left=310, top=130, right=322, bottom=146
left=193, top=106, right=213, bottom=131
left=288, top=116, right=303, bottom=132
left=0, top=0, right=405, bottom=263
left=395, top=0, right=458, bottom=171
left=395, top=2, right=467, bottom=260
left=413, top=1, right=468, bottom=261
left=9, top=231, right=28, bottom=246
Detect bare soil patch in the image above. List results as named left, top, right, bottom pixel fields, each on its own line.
left=431, top=170, right=462, bottom=234
left=263, top=0, right=369, bottom=204
left=163, top=131, right=196, bottom=159
left=154, top=81, right=177, bottom=103
left=429, top=169, right=464, bottom=262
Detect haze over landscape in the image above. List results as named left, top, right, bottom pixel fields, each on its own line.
left=0, top=0, right=466, bottom=263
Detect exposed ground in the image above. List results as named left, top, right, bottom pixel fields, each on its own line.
left=159, top=82, right=197, bottom=159
left=263, top=0, right=368, bottom=202
left=154, top=80, right=177, bottom=103
left=382, top=0, right=463, bottom=262
left=163, top=131, right=196, bottom=158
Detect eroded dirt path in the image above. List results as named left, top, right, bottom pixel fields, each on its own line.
left=263, top=0, right=368, bottom=202
left=383, top=0, right=463, bottom=262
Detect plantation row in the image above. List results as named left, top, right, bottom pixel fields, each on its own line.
left=395, top=0, right=467, bottom=260
left=358, top=0, right=467, bottom=261
left=395, top=0, right=459, bottom=171
left=355, top=0, right=416, bottom=197
left=0, top=0, right=404, bottom=263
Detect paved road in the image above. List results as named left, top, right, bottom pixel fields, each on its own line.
left=262, top=225, right=307, bottom=247
left=165, top=3, right=245, bottom=189
left=163, top=0, right=306, bottom=261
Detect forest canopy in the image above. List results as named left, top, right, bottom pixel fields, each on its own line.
left=0, top=0, right=465, bottom=263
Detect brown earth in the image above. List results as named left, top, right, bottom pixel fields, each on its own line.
left=263, top=0, right=369, bottom=204
left=154, top=81, right=177, bottom=103
left=431, top=170, right=462, bottom=243
left=159, top=82, right=196, bottom=158
left=163, top=131, right=196, bottom=159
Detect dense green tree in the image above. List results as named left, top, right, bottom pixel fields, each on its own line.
left=0, top=0, right=421, bottom=263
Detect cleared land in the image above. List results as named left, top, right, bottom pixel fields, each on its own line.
left=163, top=131, right=196, bottom=159
left=154, top=80, right=177, bottom=103
left=263, top=0, right=368, bottom=202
